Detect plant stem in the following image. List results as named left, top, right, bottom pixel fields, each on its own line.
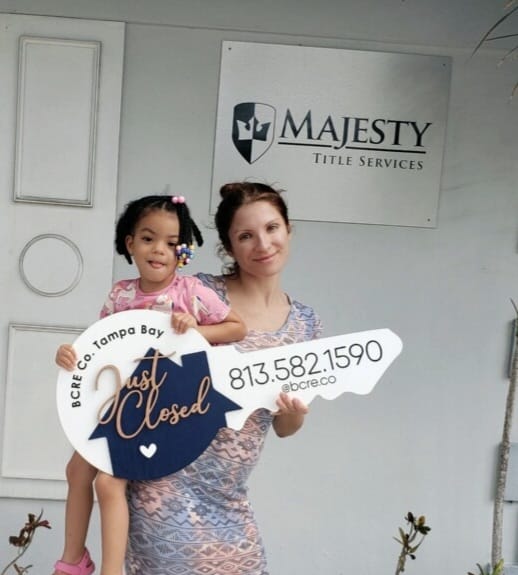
left=0, top=535, right=33, bottom=575
left=394, top=520, right=427, bottom=574
left=395, top=550, right=406, bottom=575
left=491, top=302, right=518, bottom=567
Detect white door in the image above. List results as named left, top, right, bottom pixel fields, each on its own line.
left=0, top=14, right=124, bottom=499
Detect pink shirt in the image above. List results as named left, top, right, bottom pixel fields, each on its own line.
left=100, top=275, right=230, bottom=325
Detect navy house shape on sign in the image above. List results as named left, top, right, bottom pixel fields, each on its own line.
left=89, top=348, right=242, bottom=480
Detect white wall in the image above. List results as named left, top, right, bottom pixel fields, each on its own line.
left=1, top=2, right=518, bottom=574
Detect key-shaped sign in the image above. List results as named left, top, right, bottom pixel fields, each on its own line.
left=57, top=310, right=402, bottom=480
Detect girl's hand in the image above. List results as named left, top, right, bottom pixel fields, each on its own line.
left=56, top=344, right=77, bottom=371
left=171, top=312, right=198, bottom=334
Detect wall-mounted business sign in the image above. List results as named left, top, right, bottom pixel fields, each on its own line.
left=56, top=310, right=403, bottom=480
left=211, top=41, right=451, bottom=228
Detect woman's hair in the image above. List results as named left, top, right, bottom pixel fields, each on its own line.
left=215, top=182, right=289, bottom=275
left=115, top=195, right=203, bottom=264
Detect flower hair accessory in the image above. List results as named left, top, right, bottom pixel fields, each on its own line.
left=176, top=243, right=195, bottom=268
left=171, top=195, right=185, bottom=204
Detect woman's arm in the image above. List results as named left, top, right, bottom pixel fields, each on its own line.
left=272, top=392, right=309, bottom=438
left=271, top=303, right=322, bottom=436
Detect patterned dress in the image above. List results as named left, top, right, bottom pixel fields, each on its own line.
left=125, top=273, right=322, bottom=575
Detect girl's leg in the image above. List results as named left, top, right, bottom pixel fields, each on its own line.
left=94, top=472, right=128, bottom=575
left=54, top=451, right=98, bottom=574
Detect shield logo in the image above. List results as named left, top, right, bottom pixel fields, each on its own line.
left=232, top=102, right=275, bottom=164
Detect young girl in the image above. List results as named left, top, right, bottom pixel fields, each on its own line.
left=54, top=195, right=247, bottom=575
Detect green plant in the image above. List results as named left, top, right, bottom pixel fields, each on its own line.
left=468, top=558, right=505, bottom=575
left=393, top=512, right=431, bottom=574
left=1, top=510, right=51, bottom=575
left=472, top=0, right=518, bottom=98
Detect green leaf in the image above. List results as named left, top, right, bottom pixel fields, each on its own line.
left=471, top=4, right=518, bottom=56
left=493, top=558, right=505, bottom=575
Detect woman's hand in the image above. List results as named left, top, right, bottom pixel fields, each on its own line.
left=275, top=392, right=309, bottom=416
left=272, top=392, right=309, bottom=437
left=56, top=344, right=77, bottom=371
left=171, top=312, right=198, bottom=334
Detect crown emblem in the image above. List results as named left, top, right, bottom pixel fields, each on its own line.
left=236, top=116, right=271, bottom=141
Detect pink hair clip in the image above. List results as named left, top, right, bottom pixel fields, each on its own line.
left=171, top=195, right=185, bottom=204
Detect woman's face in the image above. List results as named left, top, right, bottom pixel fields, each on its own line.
left=228, top=200, right=291, bottom=278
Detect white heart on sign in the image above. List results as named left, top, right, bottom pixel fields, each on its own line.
left=139, top=443, right=157, bottom=458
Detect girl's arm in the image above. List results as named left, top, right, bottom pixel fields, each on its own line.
left=272, top=392, right=308, bottom=437
left=197, top=309, right=248, bottom=343
left=172, top=309, right=247, bottom=344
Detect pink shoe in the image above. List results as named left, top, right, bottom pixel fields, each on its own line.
left=54, top=548, right=95, bottom=575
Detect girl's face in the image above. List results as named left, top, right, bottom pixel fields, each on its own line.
left=125, top=209, right=180, bottom=293
left=228, top=200, right=291, bottom=279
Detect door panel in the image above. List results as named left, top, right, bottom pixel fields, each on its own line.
left=0, top=14, right=124, bottom=499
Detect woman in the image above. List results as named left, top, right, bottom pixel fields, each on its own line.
left=125, top=182, right=322, bottom=575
